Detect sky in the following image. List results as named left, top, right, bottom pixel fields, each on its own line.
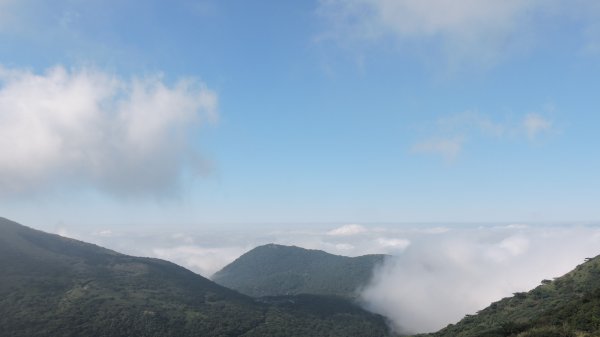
left=0, top=0, right=599, bottom=229
left=2, top=1, right=600, bottom=333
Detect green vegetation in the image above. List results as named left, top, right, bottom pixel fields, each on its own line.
left=418, top=254, right=600, bottom=337
left=0, top=218, right=393, bottom=337
left=212, top=243, right=387, bottom=298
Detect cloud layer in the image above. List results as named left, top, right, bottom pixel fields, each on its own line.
left=0, top=65, right=217, bottom=197
left=56, top=222, right=600, bottom=333
left=360, top=225, right=600, bottom=333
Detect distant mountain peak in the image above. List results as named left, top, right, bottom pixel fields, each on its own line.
left=212, top=243, right=387, bottom=298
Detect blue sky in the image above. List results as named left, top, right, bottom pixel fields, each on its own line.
left=0, top=0, right=599, bottom=230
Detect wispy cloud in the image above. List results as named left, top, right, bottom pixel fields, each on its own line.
left=411, top=111, right=554, bottom=160
left=523, top=112, right=552, bottom=139
left=0, top=65, right=217, bottom=197
left=317, top=0, right=600, bottom=67
left=411, top=136, right=465, bottom=161
left=318, top=0, right=544, bottom=64
left=436, top=111, right=507, bottom=138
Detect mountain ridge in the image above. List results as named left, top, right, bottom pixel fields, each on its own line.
left=0, top=217, right=393, bottom=337
left=212, top=243, right=388, bottom=298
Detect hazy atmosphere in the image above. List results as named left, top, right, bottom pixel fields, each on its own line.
left=1, top=0, right=600, bottom=336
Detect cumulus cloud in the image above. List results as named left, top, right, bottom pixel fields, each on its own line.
left=0, top=65, right=217, bottom=197
left=360, top=225, right=600, bottom=333
left=376, top=237, right=411, bottom=250
left=327, top=223, right=368, bottom=236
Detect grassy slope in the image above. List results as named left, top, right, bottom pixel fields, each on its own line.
left=420, top=255, right=600, bottom=337
left=0, top=218, right=393, bottom=337
left=212, top=243, right=387, bottom=298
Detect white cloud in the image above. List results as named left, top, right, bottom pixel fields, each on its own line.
left=94, top=229, right=113, bottom=237
left=0, top=65, right=217, bottom=197
left=523, top=112, right=552, bottom=139
left=360, top=226, right=600, bottom=333
left=376, top=237, right=411, bottom=250
left=327, top=223, right=368, bottom=236
left=411, top=136, right=464, bottom=161
left=152, top=245, right=248, bottom=278
left=498, top=235, right=529, bottom=256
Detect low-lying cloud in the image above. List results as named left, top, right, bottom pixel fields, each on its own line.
left=152, top=245, right=250, bottom=277
left=0, top=65, right=217, bottom=197
left=327, top=223, right=368, bottom=236
left=360, top=224, right=600, bottom=333
left=57, top=222, right=600, bottom=334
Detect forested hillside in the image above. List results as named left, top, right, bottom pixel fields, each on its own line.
left=422, top=254, right=600, bottom=337
left=212, top=243, right=387, bottom=298
left=0, top=218, right=393, bottom=337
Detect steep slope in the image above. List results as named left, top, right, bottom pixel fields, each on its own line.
left=0, top=218, right=393, bottom=337
left=212, top=243, right=387, bottom=298
left=423, top=255, right=600, bottom=337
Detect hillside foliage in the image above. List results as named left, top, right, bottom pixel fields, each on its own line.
left=418, top=255, right=600, bottom=337
left=0, top=218, right=393, bottom=337
left=212, top=243, right=386, bottom=298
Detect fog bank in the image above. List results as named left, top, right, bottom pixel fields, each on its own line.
left=360, top=225, right=600, bottom=333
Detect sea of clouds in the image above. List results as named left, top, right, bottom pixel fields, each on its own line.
left=59, top=222, right=600, bottom=334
